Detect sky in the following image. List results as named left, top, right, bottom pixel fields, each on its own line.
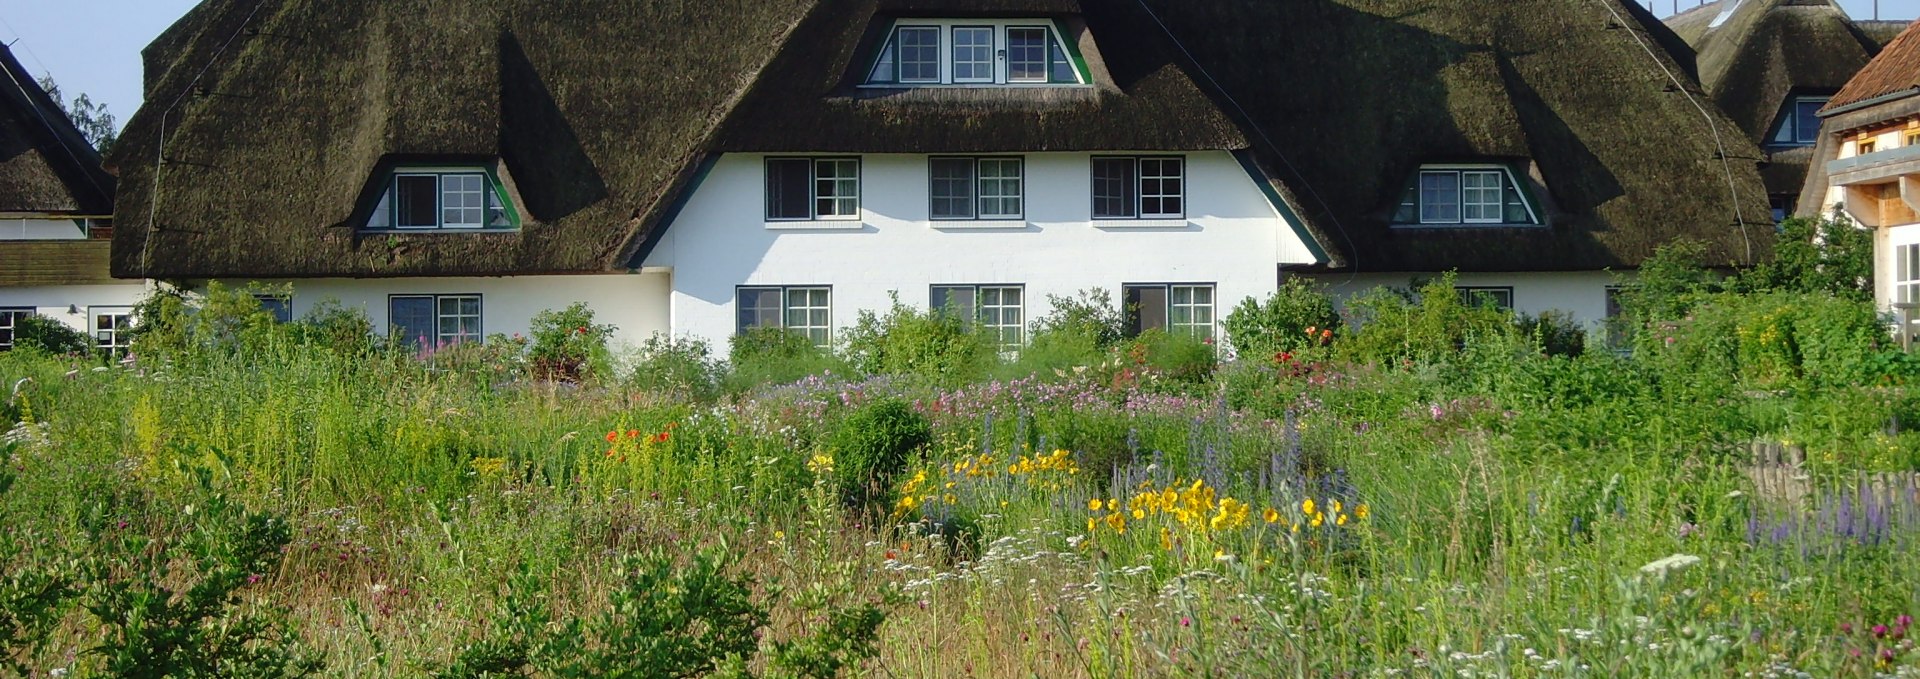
left=0, top=0, right=1917, bottom=133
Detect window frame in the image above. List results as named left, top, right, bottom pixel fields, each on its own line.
left=1091, top=156, right=1186, bottom=220
left=1123, top=283, right=1216, bottom=340
left=929, top=156, right=1025, bottom=221
left=931, top=284, right=1025, bottom=350
left=735, top=285, right=834, bottom=348
left=949, top=25, right=996, bottom=84
left=1398, top=165, right=1541, bottom=227
left=255, top=294, right=293, bottom=323
left=0, top=307, right=33, bottom=351
left=1456, top=286, right=1515, bottom=311
left=864, top=20, right=1087, bottom=87
left=89, top=306, right=134, bottom=359
left=1897, top=243, right=1920, bottom=307
left=387, top=294, right=483, bottom=350
left=1768, top=96, right=1831, bottom=147
left=764, top=157, right=863, bottom=222
left=367, top=167, right=517, bottom=232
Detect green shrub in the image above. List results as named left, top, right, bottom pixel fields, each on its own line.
left=1032, top=288, right=1126, bottom=349
left=1614, top=239, right=1720, bottom=330
left=1223, top=277, right=1341, bottom=358
left=1642, top=291, right=1887, bottom=391
left=8, top=315, right=90, bottom=356
left=628, top=334, right=722, bottom=401
left=128, top=282, right=289, bottom=360
left=288, top=299, right=376, bottom=358
left=1118, top=329, right=1219, bottom=385
left=1742, top=214, right=1872, bottom=299
left=725, top=327, right=846, bottom=391
left=839, top=295, right=995, bottom=384
left=994, top=325, right=1107, bottom=381
left=1516, top=310, right=1587, bottom=357
left=1339, top=274, right=1513, bottom=366
left=527, top=303, right=615, bottom=382
left=828, top=398, right=931, bottom=511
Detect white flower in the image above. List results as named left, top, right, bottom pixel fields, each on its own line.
left=1639, top=553, right=1701, bottom=577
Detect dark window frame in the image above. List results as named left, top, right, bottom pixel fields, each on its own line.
left=387, top=294, right=484, bottom=350
left=0, top=307, right=34, bottom=351
left=1091, top=156, right=1186, bottom=220
left=929, top=156, right=1025, bottom=221
left=1122, top=282, right=1216, bottom=340
left=764, top=157, right=862, bottom=221
left=735, top=285, right=834, bottom=348
left=1456, top=286, right=1515, bottom=311
left=254, top=294, right=294, bottom=323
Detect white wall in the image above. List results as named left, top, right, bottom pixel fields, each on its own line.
left=1299, top=271, right=1624, bottom=329
left=231, top=274, right=672, bottom=351
left=0, top=218, right=88, bottom=240
left=646, top=151, right=1318, bottom=349
left=0, top=283, right=151, bottom=332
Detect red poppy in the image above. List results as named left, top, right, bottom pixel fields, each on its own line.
left=884, top=550, right=897, bottom=560
left=604, top=431, right=618, bottom=443
left=626, top=429, right=640, bottom=439
left=650, top=431, right=670, bottom=444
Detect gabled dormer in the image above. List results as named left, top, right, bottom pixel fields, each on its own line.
left=357, top=162, right=521, bottom=232
left=1765, top=94, right=1832, bottom=149
left=1388, top=163, right=1544, bottom=228
left=862, top=19, right=1089, bottom=87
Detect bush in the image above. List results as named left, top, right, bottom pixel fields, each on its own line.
left=725, top=327, right=846, bottom=392
left=1614, top=239, right=1720, bottom=330
left=839, top=295, right=995, bottom=384
left=628, top=334, right=722, bottom=401
left=1742, top=214, right=1872, bottom=299
left=1339, top=274, right=1513, bottom=366
left=288, top=299, right=376, bottom=357
left=527, top=303, right=615, bottom=382
left=8, top=315, right=90, bottom=356
left=1642, top=291, right=1888, bottom=391
left=1032, top=288, right=1126, bottom=349
left=128, top=282, right=288, bottom=360
left=1223, top=277, right=1341, bottom=357
left=1516, top=310, right=1587, bottom=357
left=828, top=398, right=931, bottom=511
left=994, top=325, right=1107, bottom=381
left=1117, top=329, right=1219, bottom=386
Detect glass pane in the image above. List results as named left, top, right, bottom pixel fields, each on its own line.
left=1462, top=171, right=1502, bottom=222
left=1420, top=172, right=1460, bottom=223
left=442, top=174, right=484, bottom=227
left=1092, top=158, right=1137, bottom=218
left=1008, top=27, right=1048, bottom=82
left=389, top=297, right=435, bottom=349
left=814, top=159, right=859, bottom=218
left=1125, top=285, right=1167, bottom=335
left=869, top=39, right=896, bottom=83
left=1504, top=182, right=1531, bottom=223
left=952, top=27, right=993, bottom=82
left=1795, top=99, right=1826, bottom=143
left=368, top=192, right=392, bottom=228
left=1048, top=37, right=1077, bottom=83
left=395, top=175, right=439, bottom=228
left=898, top=27, right=940, bottom=82
left=737, top=288, right=781, bottom=331
left=932, top=286, right=976, bottom=319
left=766, top=159, right=813, bottom=219
left=978, top=159, right=1022, bottom=218
left=930, top=158, right=977, bottom=219
left=1140, top=158, right=1183, bottom=217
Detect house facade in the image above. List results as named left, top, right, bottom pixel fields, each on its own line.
left=0, top=44, right=145, bottom=353
left=111, top=0, right=1767, bottom=353
left=1803, top=19, right=1920, bottom=332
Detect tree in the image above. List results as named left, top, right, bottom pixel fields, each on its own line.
left=1742, top=213, right=1873, bottom=299
left=36, top=76, right=116, bottom=155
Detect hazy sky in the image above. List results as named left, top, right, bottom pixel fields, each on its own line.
left=0, top=0, right=1916, bottom=132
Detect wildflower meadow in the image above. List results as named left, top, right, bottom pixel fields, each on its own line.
left=4, top=237, right=1920, bottom=677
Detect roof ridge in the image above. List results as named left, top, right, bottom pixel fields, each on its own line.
left=0, top=42, right=114, bottom=214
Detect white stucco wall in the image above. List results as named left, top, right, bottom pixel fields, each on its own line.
left=0, top=283, right=151, bottom=333
left=0, top=218, right=88, bottom=240
left=645, top=151, right=1318, bottom=349
left=1300, top=271, right=1625, bottom=329
left=230, top=274, right=672, bottom=351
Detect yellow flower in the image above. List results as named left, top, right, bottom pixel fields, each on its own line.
left=1132, top=508, right=1146, bottom=520
left=1089, top=498, right=1103, bottom=512
left=805, top=453, right=835, bottom=475
left=1302, top=498, right=1316, bottom=516
left=1263, top=507, right=1280, bottom=524
left=1332, top=500, right=1343, bottom=515
left=1355, top=504, right=1370, bottom=520
left=1336, top=513, right=1348, bottom=526
left=1290, top=523, right=1299, bottom=534
left=1159, top=527, right=1174, bottom=551
left=1105, top=511, right=1127, bottom=534
left=1310, top=512, right=1324, bottom=528
left=1087, top=517, right=1098, bottom=533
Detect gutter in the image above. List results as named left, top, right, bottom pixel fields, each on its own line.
left=1819, top=87, right=1920, bottom=118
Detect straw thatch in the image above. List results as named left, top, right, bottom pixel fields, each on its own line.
left=114, top=0, right=1769, bottom=278
left=0, top=44, right=114, bottom=215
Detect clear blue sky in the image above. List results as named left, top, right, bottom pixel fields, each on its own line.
left=0, top=0, right=1915, bottom=132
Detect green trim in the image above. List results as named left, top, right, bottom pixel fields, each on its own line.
left=1230, top=150, right=1329, bottom=264
left=367, top=166, right=520, bottom=231
left=1052, top=19, right=1092, bottom=84
left=481, top=165, right=523, bottom=229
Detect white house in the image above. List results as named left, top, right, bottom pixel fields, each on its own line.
left=0, top=44, right=145, bottom=354
left=109, top=0, right=1770, bottom=353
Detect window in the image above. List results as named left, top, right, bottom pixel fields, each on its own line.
left=255, top=294, right=293, bottom=323
left=1898, top=244, right=1920, bottom=306
left=1393, top=166, right=1539, bottom=226
left=931, top=157, right=1023, bottom=220
left=1457, top=287, right=1514, bottom=311
left=367, top=169, right=514, bottom=231
left=1906, top=131, right=1920, bottom=148
left=766, top=158, right=860, bottom=221
left=1768, top=96, right=1830, bottom=147
left=737, top=286, right=832, bottom=348
left=1125, top=284, right=1215, bottom=340
left=1769, top=195, right=1795, bottom=223
left=389, top=295, right=482, bottom=349
left=866, top=21, right=1085, bottom=86
left=0, top=308, right=31, bottom=351
left=1859, top=140, right=1878, bottom=155
left=932, top=285, right=1024, bottom=349
left=1092, top=156, right=1185, bottom=219
left=91, top=307, right=132, bottom=358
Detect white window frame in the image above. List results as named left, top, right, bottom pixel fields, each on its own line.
left=930, top=157, right=1024, bottom=221
left=388, top=294, right=483, bottom=349
left=1898, top=243, right=1920, bottom=307
left=1092, top=156, right=1186, bottom=220
left=0, top=308, right=32, bottom=351
left=1005, top=26, right=1052, bottom=83
left=1404, top=165, right=1539, bottom=227
left=932, top=284, right=1024, bottom=349
left=371, top=168, right=510, bottom=231
left=950, top=26, right=995, bottom=84
left=89, top=306, right=133, bottom=358
left=1456, top=286, right=1515, bottom=310
left=1124, top=283, right=1215, bottom=340
left=736, top=286, right=834, bottom=348
left=1459, top=171, right=1504, bottom=224
left=765, top=157, right=862, bottom=222
left=864, top=20, right=1086, bottom=87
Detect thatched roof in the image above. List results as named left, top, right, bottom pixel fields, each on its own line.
left=1675, top=0, right=1881, bottom=140
left=0, top=44, right=114, bottom=215
left=116, top=0, right=1768, bottom=278
left=0, top=241, right=116, bottom=286
left=1825, top=19, right=1920, bottom=111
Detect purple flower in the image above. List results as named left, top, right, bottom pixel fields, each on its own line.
left=1875, top=624, right=1890, bottom=638
left=1901, top=615, right=1914, bottom=629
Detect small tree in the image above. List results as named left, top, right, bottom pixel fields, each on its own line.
left=1742, top=213, right=1872, bottom=299
left=37, top=76, right=116, bottom=155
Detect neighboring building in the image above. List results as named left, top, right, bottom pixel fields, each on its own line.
left=0, top=44, right=144, bottom=354
left=112, top=1, right=1765, bottom=352
left=1668, top=0, right=1893, bottom=221
left=1803, top=19, right=1920, bottom=328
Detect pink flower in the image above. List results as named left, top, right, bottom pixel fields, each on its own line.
left=1875, top=624, right=1890, bottom=638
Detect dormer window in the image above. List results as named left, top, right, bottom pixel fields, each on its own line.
left=866, top=21, right=1087, bottom=87
left=1768, top=96, right=1829, bottom=148
left=1391, top=165, right=1541, bottom=227
left=365, top=168, right=518, bottom=231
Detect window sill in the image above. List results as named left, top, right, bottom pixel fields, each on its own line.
left=1093, top=219, right=1191, bottom=229
left=763, top=220, right=865, bottom=231
left=361, top=227, right=520, bottom=234
left=1389, top=223, right=1545, bottom=230
left=856, top=83, right=1095, bottom=90
left=931, top=220, right=1031, bottom=230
